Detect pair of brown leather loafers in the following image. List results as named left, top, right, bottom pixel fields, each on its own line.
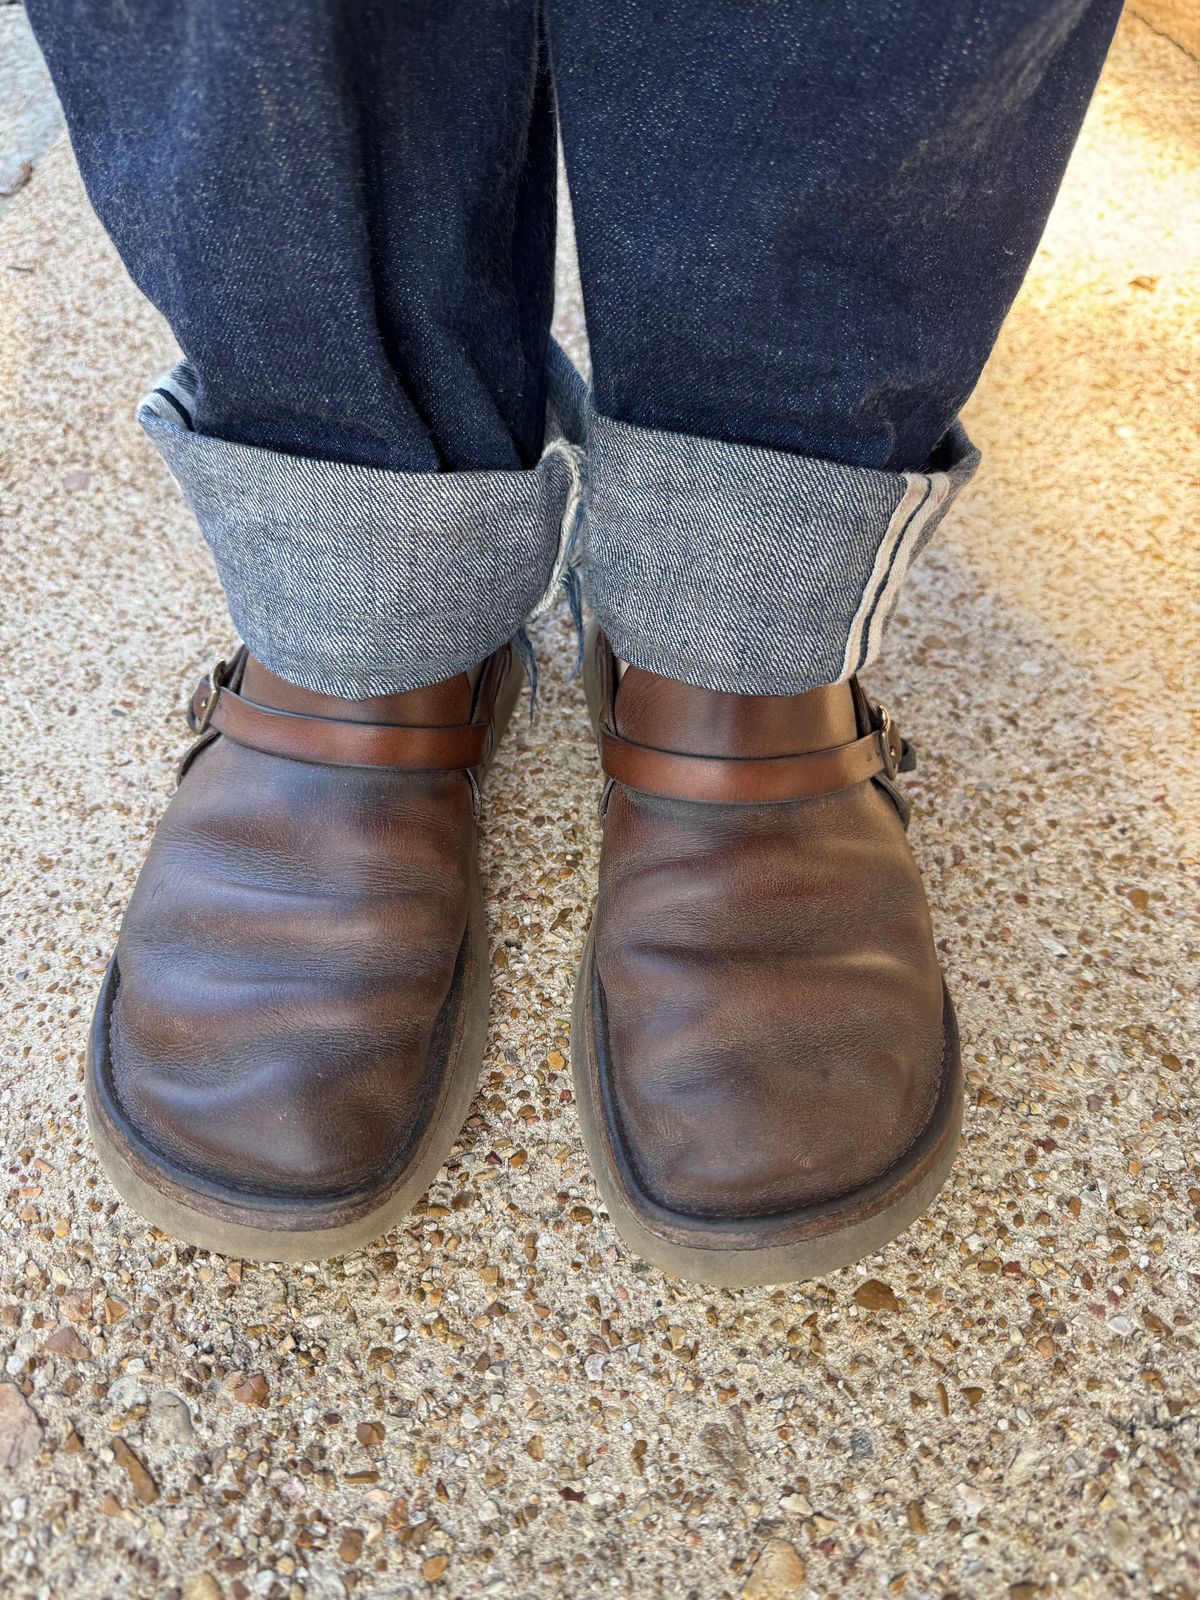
left=86, top=631, right=960, bottom=1283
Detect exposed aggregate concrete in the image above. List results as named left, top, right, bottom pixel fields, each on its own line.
left=1, top=13, right=1196, bottom=1600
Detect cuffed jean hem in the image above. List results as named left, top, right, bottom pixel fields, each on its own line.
left=142, top=348, right=978, bottom=701
left=551, top=347, right=981, bottom=695
left=139, top=363, right=583, bottom=698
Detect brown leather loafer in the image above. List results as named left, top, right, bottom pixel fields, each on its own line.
left=86, top=645, right=522, bottom=1261
left=572, top=630, right=961, bottom=1287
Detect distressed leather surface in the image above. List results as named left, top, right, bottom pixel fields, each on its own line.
left=591, top=638, right=947, bottom=1219
left=104, top=654, right=504, bottom=1199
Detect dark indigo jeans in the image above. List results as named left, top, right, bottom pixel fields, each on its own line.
left=28, top=0, right=1122, bottom=697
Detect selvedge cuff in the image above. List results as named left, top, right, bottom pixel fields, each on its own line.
left=140, top=362, right=582, bottom=698
left=547, top=348, right=981, bottom=695
left=143, top=347, right=978, bottom=699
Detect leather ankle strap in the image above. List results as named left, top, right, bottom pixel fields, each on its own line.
left=592, top=633, right=909, bottom=806
left=179, top=648, right=503, bottom=778
left=598, top=715, right=905, bottom=804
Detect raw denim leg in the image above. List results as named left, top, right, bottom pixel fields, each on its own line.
left=27, top=0, right=565, bottom=695
left=549, top=0, right=1123, bottom=692
left=30, top=1, right=1124, bottom=696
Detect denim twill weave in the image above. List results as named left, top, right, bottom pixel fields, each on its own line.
left=574, top=407, right=980, bottom=695
left=46, top=0, right=1116, bottom=697
left=141, top=346, right=978, bottom=699
left=139, top=363, right=581, bottom=698
left=545, top=339, right=980, bottom=694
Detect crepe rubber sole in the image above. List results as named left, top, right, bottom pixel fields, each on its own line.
left=86, top=898, right=490, bottom=1264
left=571, top=926, right=963, bottom=1288
left=84, top=663, right=523, bottom=1263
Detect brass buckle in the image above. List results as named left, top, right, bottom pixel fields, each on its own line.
left=876, top=703, right=898, bottom=781
left=193, top=658, right=228, bottom=736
